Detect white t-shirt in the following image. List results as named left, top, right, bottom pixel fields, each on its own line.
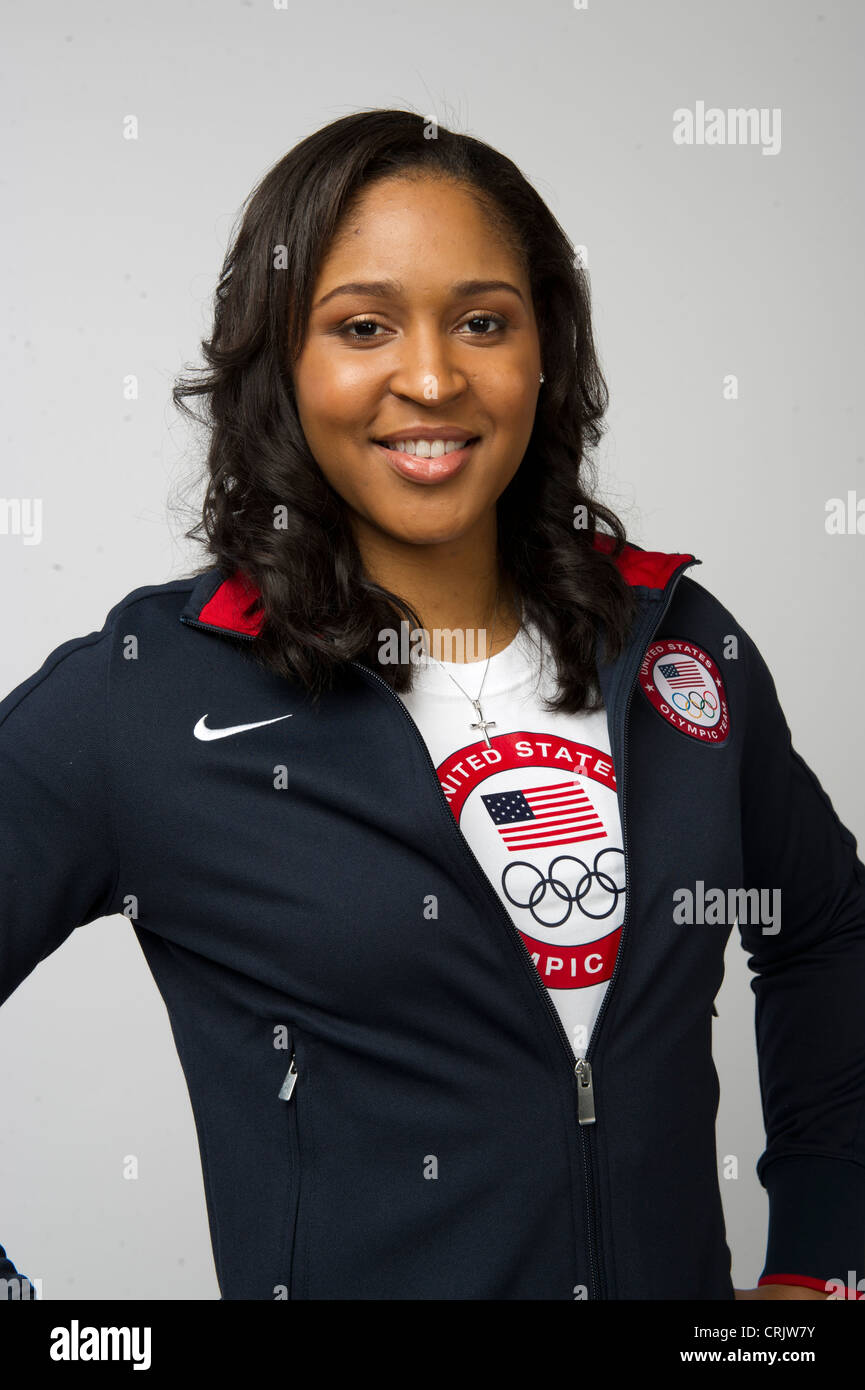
left=399, top=620, right=626, bottom=1061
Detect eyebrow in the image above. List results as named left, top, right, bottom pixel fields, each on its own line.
left=312, top=278, right=526, bottom=310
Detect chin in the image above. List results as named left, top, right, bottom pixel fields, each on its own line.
left=396, top=528, right=474, bottom=548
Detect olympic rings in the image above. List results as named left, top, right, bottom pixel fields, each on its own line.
left=502, top=849, right=625, bottom=927
left=667, top=686, right=719, bottom=719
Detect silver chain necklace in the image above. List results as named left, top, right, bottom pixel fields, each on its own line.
left=427, top=582, right=516, bottom=749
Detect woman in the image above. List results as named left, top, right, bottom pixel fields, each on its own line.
left=1, top=109, right=863, bottom=1301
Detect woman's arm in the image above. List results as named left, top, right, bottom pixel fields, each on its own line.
left=0, top=624, right=120, bottom=1296
left=734, top=623, right=865, bottom=1300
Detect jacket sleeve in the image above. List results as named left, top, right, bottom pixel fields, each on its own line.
left=737, top=624, right=865, bottom=1299
left=0, top=627, right=120, bottom=1297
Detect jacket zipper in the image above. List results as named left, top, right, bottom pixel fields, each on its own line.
left=278, top=1050, right=301, bottom=1297
left=578, top=557, right=698, bottom=1298
left=182, top=560, right=698, bottom=1299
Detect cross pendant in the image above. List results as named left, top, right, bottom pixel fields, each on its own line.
left=470, top=698, right=496, bottom=749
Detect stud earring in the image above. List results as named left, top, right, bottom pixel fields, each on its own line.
left=539, top=372, right=545, bottom=384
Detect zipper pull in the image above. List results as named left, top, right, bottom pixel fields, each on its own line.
left=574, top=1058, right=596, bottom=1125
left=278, top=1053, right=298, bottom=1101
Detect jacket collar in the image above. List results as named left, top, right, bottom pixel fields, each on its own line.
left=179, top=535, right=698, bottom=640
left=179, top=566, right=265, bottom=638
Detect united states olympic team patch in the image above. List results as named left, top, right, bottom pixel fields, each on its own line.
left=638, top=637, right=730, bottom=743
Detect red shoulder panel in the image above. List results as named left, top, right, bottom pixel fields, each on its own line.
left=592, top=532, right=694, bottom=589
left=198, top=569, right=264, bottom=635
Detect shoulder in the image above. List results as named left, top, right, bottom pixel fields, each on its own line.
left=101, top=572, right=207, bottom=630
left=670, top=573, right=746, bottom=636
left=0, top=572, right=207, bottom=727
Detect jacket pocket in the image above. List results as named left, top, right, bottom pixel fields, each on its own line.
left=277, top=1033, right=304, bottom=1299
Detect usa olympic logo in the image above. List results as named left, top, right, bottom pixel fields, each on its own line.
left=501, top=848, right=625, bottom=927
left=638, top=638, right=730, bottom=744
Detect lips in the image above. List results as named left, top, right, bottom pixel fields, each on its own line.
left=373, top=437, right=479, bottom=484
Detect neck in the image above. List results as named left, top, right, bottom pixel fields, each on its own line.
left=353, top=514, right=522, bottom=663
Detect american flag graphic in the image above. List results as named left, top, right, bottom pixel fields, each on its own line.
left=658, top=659, right=705, bottom=691
left=481, top=782, right=606, bottom=852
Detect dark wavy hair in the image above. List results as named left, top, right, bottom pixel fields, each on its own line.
left=172, top=107, right=637, bottom=712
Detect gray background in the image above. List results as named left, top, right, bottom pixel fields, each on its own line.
left=1, top=0, right=861, bottom=1298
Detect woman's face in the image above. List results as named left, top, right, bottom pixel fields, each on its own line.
left=291, top=174, right=542, bottom=552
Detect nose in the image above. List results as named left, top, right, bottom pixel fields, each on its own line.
left=385, top=322, right=469, bottom=404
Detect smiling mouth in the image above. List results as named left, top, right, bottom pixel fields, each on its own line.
left=374, top=436, right=480, bottom=458
left=372, top=436, right=479, bottom=485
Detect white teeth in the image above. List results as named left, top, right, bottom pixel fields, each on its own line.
left=383, top=439, right=472, bottom=457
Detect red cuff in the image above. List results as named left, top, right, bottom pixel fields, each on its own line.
left=759, top=1272, right=865, bottom=1299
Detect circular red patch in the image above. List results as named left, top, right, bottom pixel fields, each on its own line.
left=638, top=637, right=730, bottom=743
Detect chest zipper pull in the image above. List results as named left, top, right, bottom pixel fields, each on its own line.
left=574, top=1058, right=596, bottom=1125
left=278, top=1053, right=298, bottom=1101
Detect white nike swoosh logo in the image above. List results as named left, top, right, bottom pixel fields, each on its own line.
left=193, top=713, right=293, bottom=741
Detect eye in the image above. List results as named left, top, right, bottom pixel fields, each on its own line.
left=458, top=312, right=507, bottom=336
left=338, top=317, right=390, bottom=340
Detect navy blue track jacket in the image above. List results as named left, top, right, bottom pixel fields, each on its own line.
left=2, top=539, right=865, bottom=1300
